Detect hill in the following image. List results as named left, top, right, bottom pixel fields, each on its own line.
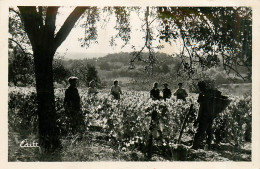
left=61, top=52, right=183, bottom=90
left=64, top=52, right=107, bottom=60
left=8, top=49, right=251, bottom=91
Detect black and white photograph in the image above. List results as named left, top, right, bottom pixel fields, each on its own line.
left=1, top=1, right=260, bottom=168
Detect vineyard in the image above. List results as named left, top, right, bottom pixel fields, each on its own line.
left=8, top=87, right=252, bottom=161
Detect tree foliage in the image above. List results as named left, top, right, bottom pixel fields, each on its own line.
left=9, top=6, right=252, bottom=80
left=53, top=58, right=70, bottom=84
left=85, top=64, right=100, bottom=87
left=8, top=46, right=35, bottom=86
left=156, top=7, right=252, bottom=80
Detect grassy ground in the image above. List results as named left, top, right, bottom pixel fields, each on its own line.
left=8, top=127, right=251, bottom=162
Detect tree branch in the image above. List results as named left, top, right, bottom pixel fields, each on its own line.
left=18, top=6, right=40, bottom=50
left=45, top=7, right=59, bottom=38
left=223, top=62, right=245, bottom=80
left=54, top=7, right=89, bottom=50
left=9, top=38, right=32, bottom=56
left=221, top=53, right=246, bottom=81
left=38, top=6, right=44, bottom=28
left=9, top=8, right=21, bottom=17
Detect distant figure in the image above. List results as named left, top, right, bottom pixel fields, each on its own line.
left=64, top=76, right=84, bottom=134
left=174, top=83, right=188, bottom=101
left=150, top=82, right=161, bottom=100
left=162, top=83, right=172, bottom=101
left=88, top=80, right=98, bottom=95
left=111, top=80, right=122, bottom=100
left=64, top=77, right=80, bottom=111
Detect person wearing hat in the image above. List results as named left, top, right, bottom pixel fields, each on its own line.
left=162, top=83, right=172, bottom=101
left=88, top=80, right=98, bottom=95
left=64, top=76, right=84, bottom=134
left=110, top=80, right=122, bottom=100
left=174, top=83, right=188, bottom=101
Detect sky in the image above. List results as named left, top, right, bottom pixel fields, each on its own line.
left=54, top=7, right=179, bottom=59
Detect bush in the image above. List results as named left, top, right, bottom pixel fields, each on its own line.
left=8, top=87, right=252, bottom=159
left=213, top=92, right=252, bottom=147
left=8, top=87, right=38, bottom=136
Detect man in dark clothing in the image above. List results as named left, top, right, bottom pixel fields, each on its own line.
left=192, top=81, right=215, bottom=150
left=192, top=81, right=230, bottom=150
left=64, top=77, right=80, bottom=110
left=174, top=83, right=188, bottom=101
left=162, top=83, right=172, bottom=101
left=64, top=76, right=84, bottom=134
left=150, top=82, right=161, bottom=100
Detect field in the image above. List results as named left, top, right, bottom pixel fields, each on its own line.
left=8, top=86, right=252, bottom=161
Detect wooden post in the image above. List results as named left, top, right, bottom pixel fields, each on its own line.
left=177, top=104, right=194, bottom=144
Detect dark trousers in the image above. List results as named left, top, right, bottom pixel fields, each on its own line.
left=192, top=120, right=213, bottom=149
left=66, top=109, right=84, bottom=134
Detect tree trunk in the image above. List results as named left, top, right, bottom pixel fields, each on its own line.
left=34, top=48, right=60, bottom=153
left=17, top=6, right=88, bottom=154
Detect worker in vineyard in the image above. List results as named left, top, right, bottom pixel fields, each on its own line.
left=174, top=83, right=188, bottom=101
left=150, top=82, right=161, bottom=100
left=88, top=80, right=98, bottom=95
left=192, top=81, right=213, bottom=150
left=111, top=80, right=122, bottom=100
left=162, top=83, right=171, bottom=101
left=64, top=76, right=84, bottom=134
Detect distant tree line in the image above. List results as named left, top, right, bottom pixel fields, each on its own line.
left=8, top=50, right=183, bottom=88
left=9, top=49, right=249, bottom=91
left=8, top=46, right=100, bottom=88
